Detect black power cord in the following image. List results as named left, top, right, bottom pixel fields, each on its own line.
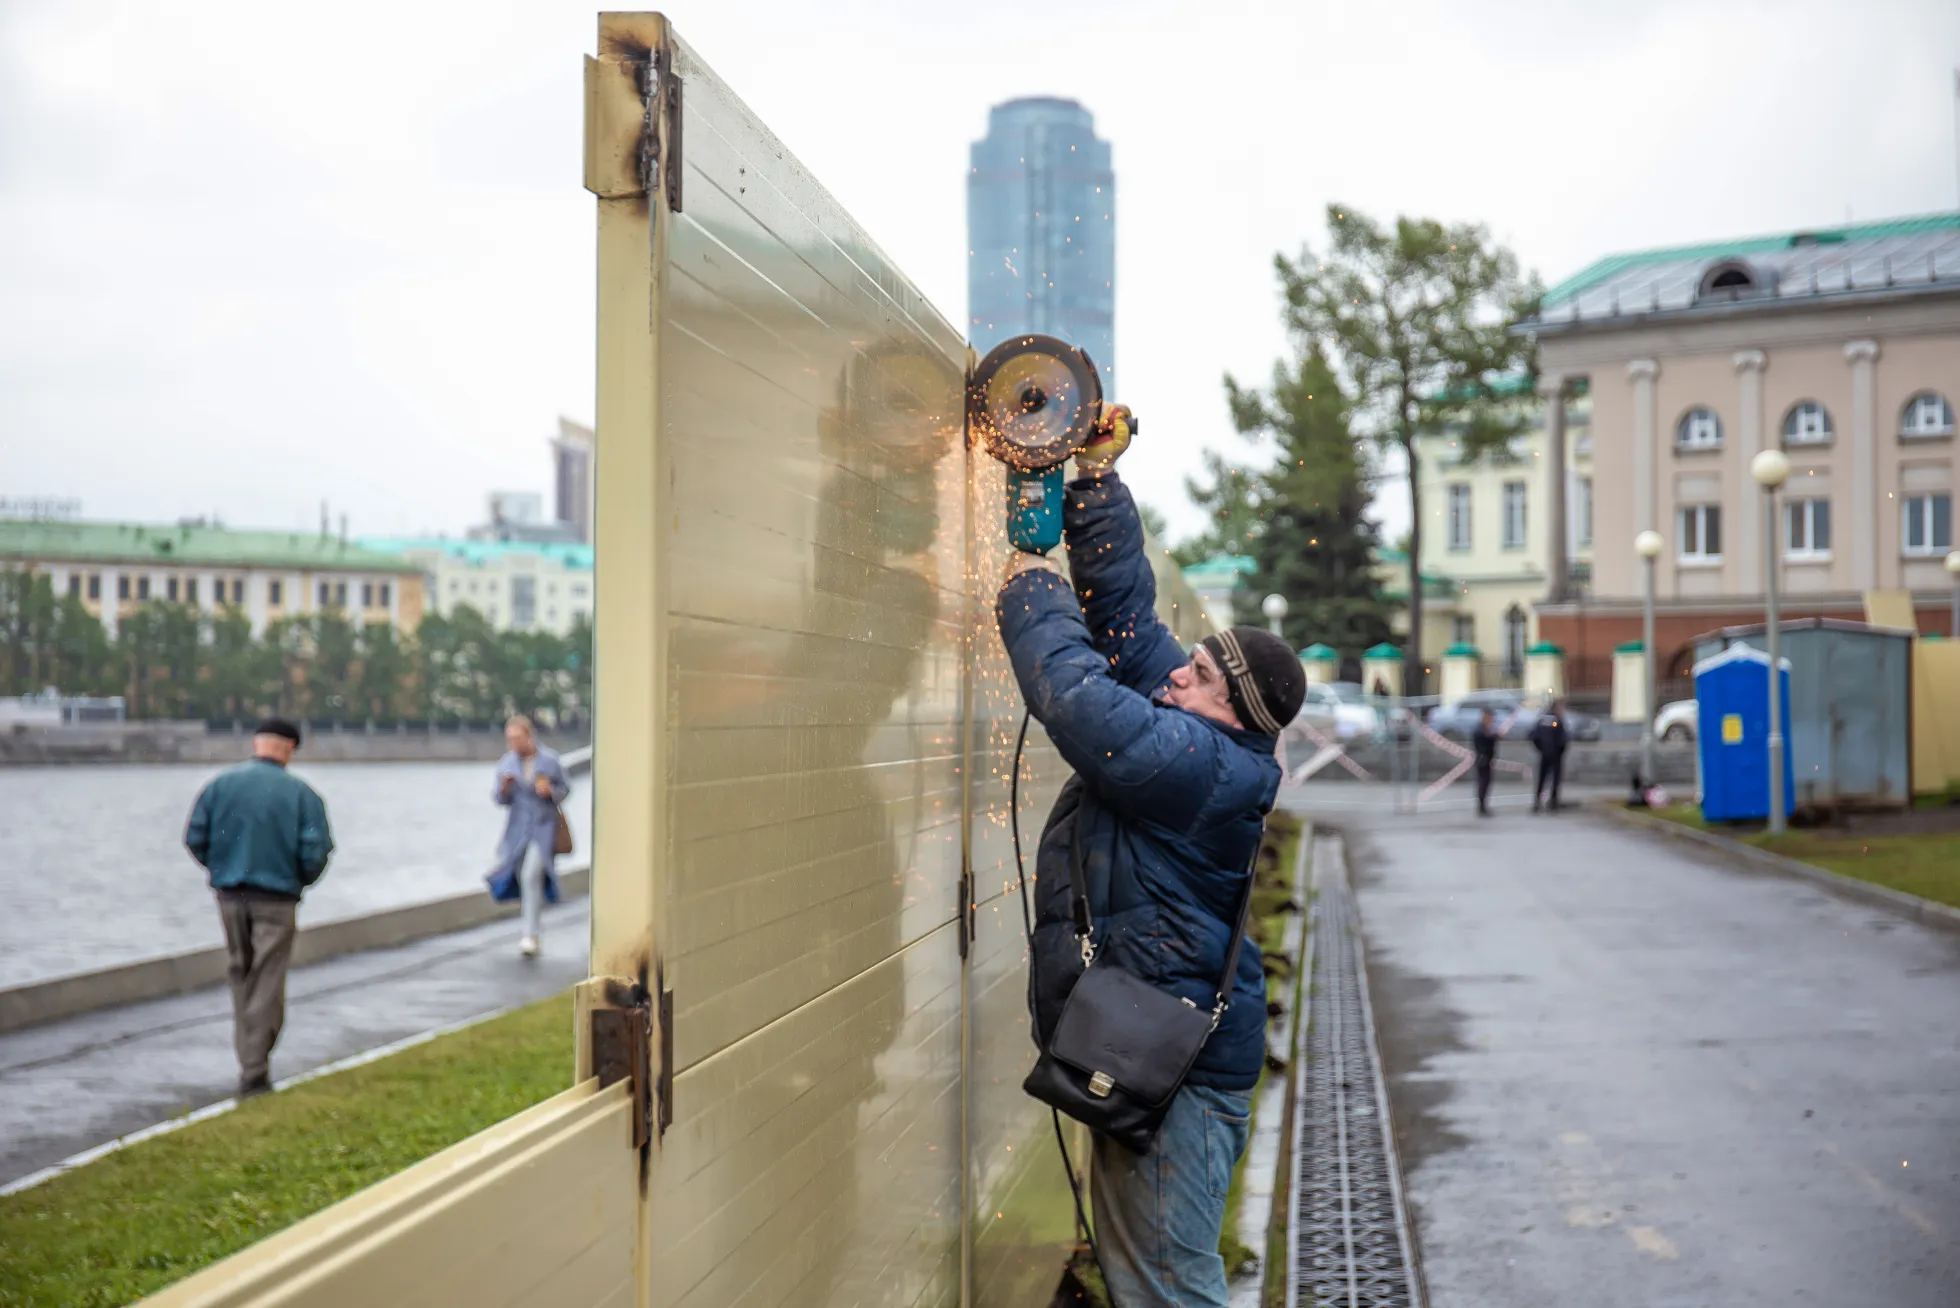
left=1009, top=709, right=1112, bottom=1299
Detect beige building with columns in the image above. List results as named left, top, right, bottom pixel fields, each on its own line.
left=1409, top=378, right=1596, bottom=681
left=1521, top=212, right=1960, bottom=678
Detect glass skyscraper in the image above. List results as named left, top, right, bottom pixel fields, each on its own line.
left=967, top=97, right=1116, bottom=396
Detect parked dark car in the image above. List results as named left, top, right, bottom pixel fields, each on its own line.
left=1427, top=690, right=1602, bottom=743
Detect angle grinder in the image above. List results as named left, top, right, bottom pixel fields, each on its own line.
left=968, top=334, right=1135, bottom=555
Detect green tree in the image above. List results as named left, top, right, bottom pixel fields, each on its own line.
left=0, top=570, right=60, bottom=694
left=308, top=610, right=360, bottom=722
left=564, top=614, right=593, bottom=728
left=354, top=622, right=411, bottom=721
left=117, top=602, right=202, bottom=718
left=1273, top=204, right=1538, bottom=685
left=1173, top=451, right=1266, bottom=570
left=1224, top=346, right=1392, bottom=654
left=204, top=605, right=273, bottom=720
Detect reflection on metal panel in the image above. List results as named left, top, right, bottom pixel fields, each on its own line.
left=641, top=28, right=976, bottom=1307
left=139, top=1083, right=637, bottom=1308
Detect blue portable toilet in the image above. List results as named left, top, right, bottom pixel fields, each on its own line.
left=1692, top=645, right=1795, bottom=822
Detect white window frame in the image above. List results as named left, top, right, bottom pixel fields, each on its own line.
left=1575, top=475, right=1594, bottom=549
left=1783, top=401, right=1833, bottom=447
left=1901, top=392, right=1956, bottom=439
left=1501, top=480, right=1527, bottom=550
left=1676, top=407, right=1724, bottom=452
left=1446, top=483, right=1472, bottom=552
left=1784, top=496, right=1831, bottom=560
left=1902, top=492, right=1953, bottom=555
left=1677, top=503, right=1723, bottom=564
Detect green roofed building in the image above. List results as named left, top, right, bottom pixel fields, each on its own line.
left=360, top=538, right=594, bottom=636
left=1516, top=210, right=1960, bottom=681
left=0, top=517, right=427, bottom=638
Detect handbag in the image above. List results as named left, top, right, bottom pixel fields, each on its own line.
left=1022, top=808, right=1258, bottom=1155
left=553, top=806, right=574, bottom=856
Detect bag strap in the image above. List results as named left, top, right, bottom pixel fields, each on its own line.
left=1209, top=834, right=1261, bottom=1022
left=1068, top=798, right=1265, bottom=1018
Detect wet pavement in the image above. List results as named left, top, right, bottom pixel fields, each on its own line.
left=0, top=899, right=588, bottom=1187
left=1284, top=787, right=1960, bottom=1306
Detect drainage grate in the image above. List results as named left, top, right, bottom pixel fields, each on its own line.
left=1289, top=836, right=1422, bottom=1308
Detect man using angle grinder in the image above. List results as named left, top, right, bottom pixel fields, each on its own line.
left=982, top=336, right=1304, bottom=1306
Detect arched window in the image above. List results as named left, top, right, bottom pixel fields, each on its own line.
left=1676, top=407, right=1723, bottom=452
left=1696, top=259, right=1769, bottom=300
left=1901, top=391, right=1955, bottom=439
left=1782, top=401, right=1833, bottom=447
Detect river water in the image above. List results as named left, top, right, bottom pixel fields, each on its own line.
left=1, top=762, right=594, bottom=987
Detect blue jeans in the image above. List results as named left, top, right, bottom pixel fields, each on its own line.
left=1092, top=1083, right=1253, bottom=1307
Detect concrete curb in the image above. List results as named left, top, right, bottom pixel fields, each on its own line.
left=0, top=862, right=589, bottom=1035
left=1595, top=804, right=1960, bottom=934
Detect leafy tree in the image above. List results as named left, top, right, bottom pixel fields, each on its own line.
left=117, top=602, right=202, bottom=718
left=205, top=605, right=273, bottom=720
left=1173, top=451, right=1266, bottom=570
left=354, top=621, right=411, bottom=721
left=1273, top=204, right=1538, bottom=685
left=0, top=575, right=597, bottom=728
left=1224, top=346, right=1392, bottom=654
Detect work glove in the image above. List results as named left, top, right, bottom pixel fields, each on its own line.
left=1073, top=403, right=1134, bottom=477
left=1003, top=550, right=1060, bottom=586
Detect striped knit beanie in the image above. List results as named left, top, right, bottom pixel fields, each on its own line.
left=1199, top=626, right=1307, bottom=737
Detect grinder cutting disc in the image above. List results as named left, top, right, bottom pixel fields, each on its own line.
left=968, top=334, right=1104, bottom=472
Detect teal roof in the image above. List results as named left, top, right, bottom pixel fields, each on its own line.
left=360, top=537, right=595, bottom=570
left=1531, top=211, right=1960, bottom=328
left=1182, top=553, right=1257, bottom=582
left=1, top=519, right=421, bottom=573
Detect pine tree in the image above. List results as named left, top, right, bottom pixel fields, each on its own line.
left=1224, top=348, right=1391, bottom=654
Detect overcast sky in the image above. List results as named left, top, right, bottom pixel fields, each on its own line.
left=3, top=0, right=1957, bottom=544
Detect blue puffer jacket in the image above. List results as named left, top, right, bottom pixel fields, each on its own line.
left=997, top=472, right=1278, bottom=1091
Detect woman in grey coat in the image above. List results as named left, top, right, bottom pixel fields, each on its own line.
left=486, top=714, right=571, bottom=957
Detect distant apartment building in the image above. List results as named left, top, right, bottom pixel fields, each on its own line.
left=360, top=538, right=593, bottom=636
left=1408, top=379, right=1596, bottom=679
left=0, top=519, right=426, bottom=637
left=968, top=97, right=1117, bottom=394
left=552, top=417, right=596, bottom=545
left=1523, top=211, right=1960, bottom=677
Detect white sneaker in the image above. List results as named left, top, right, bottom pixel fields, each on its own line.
left=519, top=935, right=540, bottom=958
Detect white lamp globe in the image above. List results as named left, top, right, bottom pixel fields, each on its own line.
left=1261, top=593, right=1289, bottom=621
left=1634, top=530, right=1664, bottom=560
left=1945, top=550, right=1960, bottom=577
left=1750, top=448, right=1791, bottom=490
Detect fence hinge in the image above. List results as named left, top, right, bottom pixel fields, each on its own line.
left=591, top=993, right=652, bottom=1149
left=656, top=984, right=674, bottom=1134
left=957, top=862, right=974, bottom=960
left=646, top=46, right=683, bottom=212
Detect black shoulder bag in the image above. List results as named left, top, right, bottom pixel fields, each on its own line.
left=1022, top=814, right=1258, bottom=1155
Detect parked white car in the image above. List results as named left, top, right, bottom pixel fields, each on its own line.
left=1298, top=680, right=1384, bottom=742
left=1655, top=699, right=1697, bottom=742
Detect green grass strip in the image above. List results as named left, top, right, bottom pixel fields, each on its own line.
left=1651, top=805, right=1960, bottom=910
left=0, top=992, right=573, bottom=1308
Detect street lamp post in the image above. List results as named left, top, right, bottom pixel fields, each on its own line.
left=1752, top=449, right=1791, bottom=836
left=1262, top=592, right=1289, bottom=639
left=1946, top=550, right=1960, bottom=638
left=1635, top=530, right=1665, bottom=788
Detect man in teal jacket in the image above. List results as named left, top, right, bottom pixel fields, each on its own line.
left=185, top=718, right=334, bottom=1097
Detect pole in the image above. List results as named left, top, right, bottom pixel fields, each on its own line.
left=1952, top=576, right=1959, bottom=639
left=1764, top=486, right=1785, bottom=835
left=1641, top=554, right=1656, bottom=787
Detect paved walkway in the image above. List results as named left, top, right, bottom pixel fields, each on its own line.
left=0, top=900, right=589, bottom=1188
left=1284, top=789, right=1960, bottom=1306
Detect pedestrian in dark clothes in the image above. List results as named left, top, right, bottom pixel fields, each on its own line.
left=184, top=718, right=334, bottom=1097
left=1472, top=709, right=1498, bottom=817
left=1529, top=700, right=1571, bottom=812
